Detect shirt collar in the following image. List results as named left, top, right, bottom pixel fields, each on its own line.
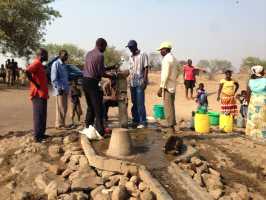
left=163, top=52, right=172, bottom=58
left=58, top=58, right=63, bottom=64
left=34, top=58, right=42, bottom=63
left=131, top=50, right=141, bottom=57
left=94, top=47, right=103, bottom=54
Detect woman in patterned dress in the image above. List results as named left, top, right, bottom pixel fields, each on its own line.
left=217, top=70, right=239, bottom=116
left=246, top=65, right=266, bottom=139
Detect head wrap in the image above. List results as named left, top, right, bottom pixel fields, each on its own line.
left=251, top=65, right=264, bottom=77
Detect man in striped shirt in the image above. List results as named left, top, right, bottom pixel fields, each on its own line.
left=126, top=40, right=149, bottom=129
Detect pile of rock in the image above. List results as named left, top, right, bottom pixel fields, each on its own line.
left=176, top=156, right=264, bottom=200
left=93, top=170, right=156, bottom=200
left=33, top=134, right=156, bottom=200
left=177, top=156, right=224, bottom=199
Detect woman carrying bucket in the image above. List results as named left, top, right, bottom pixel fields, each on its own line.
left=217, top=70, right=239, bottom=116
left=246, top=66, right=266, bottom=139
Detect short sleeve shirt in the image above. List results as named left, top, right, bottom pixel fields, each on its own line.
left=26, top=59, right=49, bottom=100
left=129, top=51, right=149, bottom=87
left=183, top=65, right=196, bottom=81
left=220, top=79, right=236, bottom=96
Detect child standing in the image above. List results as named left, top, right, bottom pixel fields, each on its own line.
left=196, top=83, right=208, bottom=109
left=237, top=90, right=248, bottom=118
left=70, top=81, right=82, bottom=127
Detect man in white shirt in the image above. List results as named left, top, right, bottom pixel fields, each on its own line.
left=157, top=42, right=178, bottom=130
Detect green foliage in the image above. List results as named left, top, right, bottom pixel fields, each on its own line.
left=43, top=43, right=85, bottom=67
left=0, top=0, right=60, bottom=57
left=104, top=46, right=125, bottom=67
left=241, top=57, right=266, bottom=71
left=198, top=59, right=233, bottom=79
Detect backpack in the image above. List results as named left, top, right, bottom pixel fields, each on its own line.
left=45, top=57, right=83, bottom=84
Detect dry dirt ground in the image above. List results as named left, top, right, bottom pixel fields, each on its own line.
left=1, top=72, right=266, bottom=200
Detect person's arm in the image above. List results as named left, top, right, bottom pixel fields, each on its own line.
left=105, top=64, right=119, bottom=71
left=195, top=67, right=206, bottom=73
left=246, top=87, right=251, bottom=104
left=26, top=63, right=40, bottom=89
left=183, top=67, right=186, bottom=81
left=103, top=72, right=115, bottom=79
left=217, top=83, right=223, bottom=101
left=26, top=71, right=40, bottom=89
left=98, top=55, right=115, bottom=80
left=246, top=81, right=251, bottom=104
left=103, top=82, right=115, bottom=100
left=143, top=53, right=149, bottom=89
left=234, top=81, right=239, bottom=95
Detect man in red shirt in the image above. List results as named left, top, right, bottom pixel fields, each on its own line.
left=26, top=48, right=49, bottom=142
left=183, top=59, right=197, bottom=100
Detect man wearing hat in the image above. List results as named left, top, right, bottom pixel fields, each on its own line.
left=157, top=42, right=178, bottom=131
left=126, top=40, right=149, bottom=129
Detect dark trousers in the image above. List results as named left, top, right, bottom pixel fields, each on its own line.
left=32, top=97, right=47, bottom=139
left=103, top=100, right=118, bottom=120
left=83, top=77, right=104, bottom=135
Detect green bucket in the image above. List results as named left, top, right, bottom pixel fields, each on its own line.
left=208, top=111, right=220, bottom=126
left=197, top=106, right=208, bottom=114
left=153, top=104, right=165, bottom=119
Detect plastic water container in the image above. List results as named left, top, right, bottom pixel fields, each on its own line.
left=153, top=104, right=165, bottom=119
left=208, top=112, right=220, bottom=126
left=220, top=114, right=233, bottom=133
left=195, top=113, right=210, bottom=134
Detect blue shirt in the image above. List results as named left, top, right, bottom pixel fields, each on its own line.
left=249, top=78, right=266, bottom=95
left=51, top=58, right=69, bottom=96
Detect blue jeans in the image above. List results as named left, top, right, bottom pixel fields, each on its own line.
left=130, top=86, right=147, bottom=125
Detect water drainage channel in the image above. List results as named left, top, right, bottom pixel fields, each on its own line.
left=92, top=127, right=193, bottom=200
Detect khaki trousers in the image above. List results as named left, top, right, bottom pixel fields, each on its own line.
left=56, top=93, right=68, bottom=128
left=163, top=90, right=176, bottom=127
left=6, top=69, right=12, bottom=85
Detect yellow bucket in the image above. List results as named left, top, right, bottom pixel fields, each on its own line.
left=195, top=113, right=210, bottom=134
left=219, top=114, right=233, bottom=133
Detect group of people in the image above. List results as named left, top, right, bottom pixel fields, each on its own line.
left=25, top=38, right=266, bottom=143
left=198, top=67, right=265, bottom=139
left=25, top=38, right=156, bottom=142
left=0, top=59, right=27, bottom=86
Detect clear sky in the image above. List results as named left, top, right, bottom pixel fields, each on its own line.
left=44, top=0, right=266, bottom=68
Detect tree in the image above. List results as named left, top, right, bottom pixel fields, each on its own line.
left=198, top=59, right=233, bottom=80
left=241, top=57, right=266, bottom=72
left=104, top=46, right=125, bottom=67
left=43, top=43, right=85, bottom=67
left=149, top=52, right=161, bottom=70
left=0, top=0, right=60, bottom=58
